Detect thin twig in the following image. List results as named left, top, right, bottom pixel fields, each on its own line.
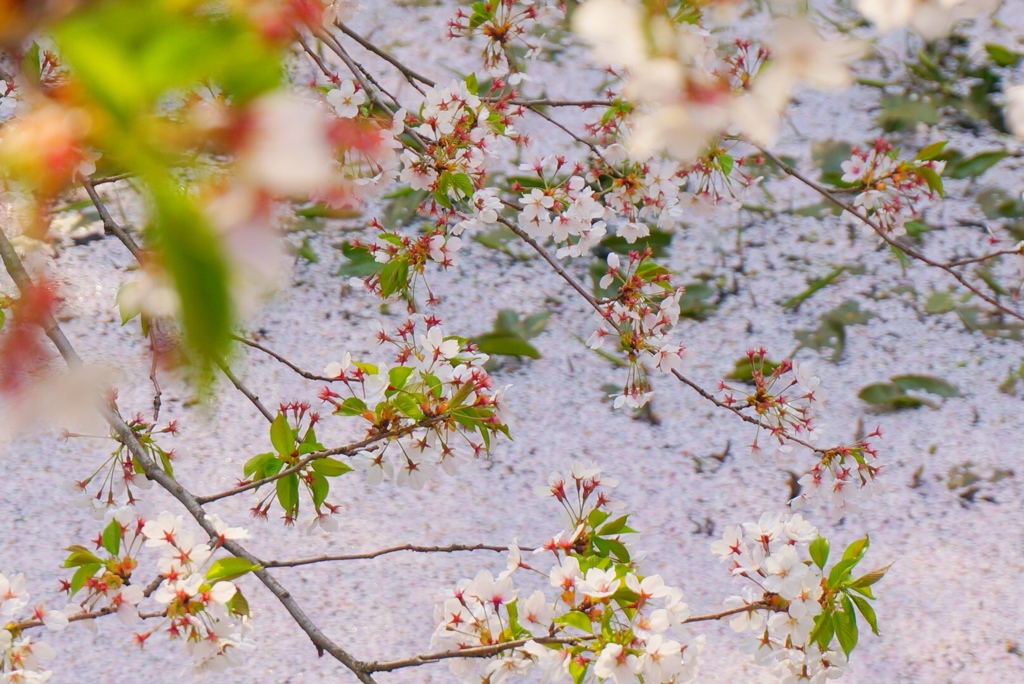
left=750, top=143, right=1024, bottom=325
left=195, top=415, right=446, bottom=504
left=265, top=543, right=515, bottom=568
left=944, top=248, right=1021, bottom=268
left=233, top=334, right=337, bottom=381
left=336, top=21, right=432, bottom=93
left=672, top=370, right=825, bottom=455
left=81, top=178, right=145, bottom=262
left=360, top=601, right=769, bottom=673
left=498, top=215, right=616, bottom=329
left=216, top=359, right=275, bottom=423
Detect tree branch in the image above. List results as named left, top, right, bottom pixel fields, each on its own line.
left=750, top=143, right=1024, bottom=325
left=264, top=542, right=516, bottom=568
left=360, top=600, right=770, bottom=673
left=195, top=414, right=446, bottom=505
left=233, top=334, right=338, bottom=382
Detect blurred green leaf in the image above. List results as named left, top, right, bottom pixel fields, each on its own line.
left=947, top=151, right=1007, bottom=179
left=473, top=332, right=541, bottom=359
left=812, top=140, right=855, bottom=186
left=795, top=300, right=873, bottom=362
left=985, top=43, right=1022, bottom=68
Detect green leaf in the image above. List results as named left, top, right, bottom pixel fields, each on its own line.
left=916, top=165, right=944, bottom=197
left=298, top=427, right=325, bottom=455
left=101, top=519, right=122, bottom=556
left=451, top=172, right=475, bottom=199
left=115, top=283, right=142, bottom=325
left=812, top=609, right=835, bottom=651
left=726, top=356, right=782, bottom=383
left=292, top=237, right=318, bottom=264
left=842, top=535, right=870, bottom=563
left=392, top=392, right=424, bottom=419
left=473, top=332, right=541, bottom=359
left=827, top=557, right=860, bottom=589
left=335, top=396, right=368, bottom=417
left=21, top=42, right=41, bottom=84
left=63, top=545, right=102, bottom=569
left=69, top=563, right=101, bottom=595
left=890, top=375, right=959, bottom=397
left=243, top=452, right=277, bottom=479
left=809, top=536, right=830, bottom=570
left=780, top=267, right=846, bottom=311
left=597, top=515, right=631, bottom=537
left=206, top=557, right=261, bottom=583
left=310, top=472, right=329, bottom=508
left=948, top=151, right=1007, bottom=179
left=522, top=312, right=551, bottom=339
left=835, top=596, right=860, bottom=657
left=857, top=383, right=906, bottom=405
left=554, top=611, right=593, bottom=634
left=718, top=153, right=734, bottom=176
left=311, top=457, right=353, bottom=477
left=379, top=257, right=410, bottom=298
left=849, top=594, right=880, bottom=636
left=148, top=181, right=234, bottom=374
left=270, top=413, right=294, bottom=456
left=925, top=291, right=956, bottom=314
left=850, top=563, right=893, bottom=589
left=915, top=140, right=948, bottom=161
left=985, top=43, right=1022, bottom=68
left=336, top=242, right=379, bottom=278
left=276, top=473, right=299, bottom=516
left=812, top=140, right=856, bottom=186
left=227, top=589, right=251, bottom=617
left=389, top=366, right=414, bottom=391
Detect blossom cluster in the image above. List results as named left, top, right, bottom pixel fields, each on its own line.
left=447, top=0, right=566, bottom=73
left=431, top=462, right=703, bottom=683
left=590, top=249, right=693, bottom=409
left=839, top=140, right=945, bottom=238
left=135, top=512, right=255, bottom=673
left=572, top=1, right=863, bottom=160
left=319, top=315, right=511, bottom=490
left=712, top=514, right=889, bottom=683
left=719, top=350, right=883, bottom=516
left=1, top=573, right=62, bottom=683
left=65, top=413, right=176, bottom=518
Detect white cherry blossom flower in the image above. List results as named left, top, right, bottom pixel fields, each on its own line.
left=594, top=643, right=640, bottom=683
left=326, top=80, right=366, bottom=119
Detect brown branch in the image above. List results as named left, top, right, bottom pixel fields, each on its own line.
left=943, top=248, right=1021, bottom=268
left=360, top=600, right=769, bottom=673
left=9, top=575, right=167, bottom=632
left=216, top=359, right=275, bottom=423
left=81, top=178, right=145, bottom=262
left=233, top=334, right=337, bottom=382
left=335, top=21, right=433, bottom=93
left=264, top=543, right=516, bottom=568
left=89, top=172, right=133, bottom=186
left=671, top=370, right=825, bottom=455
left=0, top=226, right=379, bottom=684
left=498, top=215, right=617, bottom=332
left=297, top=35, right=338, bottom=82
left=7, top=608, right=167, bottom=633
left=83, top=182, right=279, bottom=426
left=750, top=143, right=1024, bottom=325
left=195, top=414, right=446, bottom=505
left=512, top=99, right=614, bottom=108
